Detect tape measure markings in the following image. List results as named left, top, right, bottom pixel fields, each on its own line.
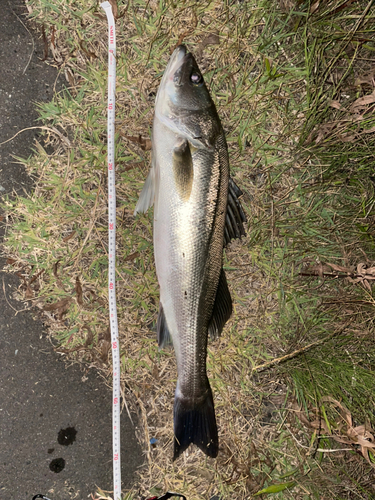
left=101, top=3, right=121, bottom=500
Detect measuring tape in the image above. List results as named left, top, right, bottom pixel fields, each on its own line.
left=101, top=3, right=121, bottom=500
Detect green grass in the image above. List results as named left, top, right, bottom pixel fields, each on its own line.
left=2, top=0, right=375, bottom=498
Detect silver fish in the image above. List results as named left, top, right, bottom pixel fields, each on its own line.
left=134, top=45, right=246, bottom=459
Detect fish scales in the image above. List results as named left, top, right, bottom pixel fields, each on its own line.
left=134, top=45, right=246, bottom=459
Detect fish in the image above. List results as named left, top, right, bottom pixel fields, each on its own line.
left=134, top=45, right=246, bottom=459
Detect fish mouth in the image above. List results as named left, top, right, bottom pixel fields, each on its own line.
left=155, top=45, right=193, bottom=110
left=166, top=45, right=189, bottom=79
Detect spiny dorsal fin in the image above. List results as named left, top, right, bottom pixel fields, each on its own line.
left=224, top=177, right=247, bottom=246
left=208, top=269, right=232, bottom=339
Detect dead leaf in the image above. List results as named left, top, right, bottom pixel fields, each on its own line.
left=99, top=327, right=111, bottom=343
left=79, top=40, right=97, bottom=59
left=108, top=0, right=118, bottom=19
left=75, top=276, right=83, bottom=305
left=196, top=32, right=220, bottom=58
left=152, top=362, right=159, bottom=381
left=41, top=25, right=49, bottom=60
left=340, top=133, right=357, bottom=143
left=310, top=1, right=320, bottom=14
left=6, top=258, right=16, bottom=266
left=329, top=100, right=343, bottom=110
left=355, top=69, right=375, bottom=88
left=63, top=230, right=76, bottom=242
left=326, top=262, right=352, bottom=274
left=123, top=134, right=152, bottom=151
left=53, top=260, right=60, bottom=278
left=124, top=251, right=140, bottom=261
left=25, top=286, right=34, bottom=299
left=100, top=340, right=111, bottom=362
left=43, top=297, right=72, bottom=320
left=362, top=265, right=375, bottom=276
left=83, top=325, right=94, bottom=347
left=29, top=269, right=44, bottom=285
left=350, top=90, right=375, bottom=112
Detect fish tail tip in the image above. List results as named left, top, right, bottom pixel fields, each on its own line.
left=173, top=389, right=218, bottom=460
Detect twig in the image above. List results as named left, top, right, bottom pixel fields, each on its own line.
left=2, top=276, right=30, bottom=315
left=0, top=126, right=71, bottom=147
left=252, top=331, right=339, bottom=374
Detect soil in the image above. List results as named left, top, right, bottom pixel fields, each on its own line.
left=0, top=2, right=143, bottom=499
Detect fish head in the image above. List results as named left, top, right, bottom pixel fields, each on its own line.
left=155, top=45, right=215, bottom=123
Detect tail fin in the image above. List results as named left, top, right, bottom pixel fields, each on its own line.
left=173, top=386, right=218, bottom=460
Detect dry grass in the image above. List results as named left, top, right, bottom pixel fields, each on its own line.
left=2, top=0, right=375, bottom=498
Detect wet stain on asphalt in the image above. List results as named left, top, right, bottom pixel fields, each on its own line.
left=49, top=458, right=65, bottom=473
left=57, top=427, right=77, bottom=446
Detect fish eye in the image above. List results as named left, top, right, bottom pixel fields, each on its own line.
left=190, top=72, right=203, bottom=85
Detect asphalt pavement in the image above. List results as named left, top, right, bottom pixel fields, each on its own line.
left=0, top=2, right=143, bottom=499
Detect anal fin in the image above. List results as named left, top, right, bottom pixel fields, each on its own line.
left=208, top=269, right=232, bottom=339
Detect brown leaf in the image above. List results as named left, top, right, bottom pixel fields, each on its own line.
left=329, top=100, right=343, bottom=110
left=83, top=325, right=94, bottom=347
left=63, top=230, right=76, bottom=242
left=310, top=1, right=320, bottom=14
left=6, top=258, right=16, bottom=265
left=326, top=262, right=352, bottom=274
left=357, top=263, right=367, bottom=275
left=79, top=40, right=97, bottom=59
left=152, top=362, right=159, bottom=381
left=99, top=327, right=111, bottom=343
left=43, top=297, right=72, bottom=320
left=350, top=90, right=375, bottom=112
left=124, top=134, right=152, bottom=151
left=75, top=276, right=83, bottom=305
left=363, top=279, right=372, bottom=291
left=305, top=262, right=330, bottom=277
left=108, top=0, right=118, bottom=19
left=355, top=69, right=375, bottom=88
left=29, top=269, right=44, bottom=285
left=124, top=251, right=140, bottom=261
left=53, top=260, right=61, bottom=278
left=196, top=32, right=220, bottom=58
left=41, top=25, right=49, bottom=60
left=340, top=133, right=357, bottom=143
left=363, top=266, right=375, bottom=276
left=50, top=26, right=56, bottom=49
left=100, top=340, right=111, bottom=362
left=25, top=286, right=34, bottom=299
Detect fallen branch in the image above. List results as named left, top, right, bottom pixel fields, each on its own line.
left=252, top=330, right=341, bottom=374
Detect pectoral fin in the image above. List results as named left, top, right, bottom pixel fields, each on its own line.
left=134, top=165, right=155, bottom=215
left=173, top=139, right=194, bottom=201
left=208, top=269, right=233, bottom=339
left=224, top=177, right=247, bottom=246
